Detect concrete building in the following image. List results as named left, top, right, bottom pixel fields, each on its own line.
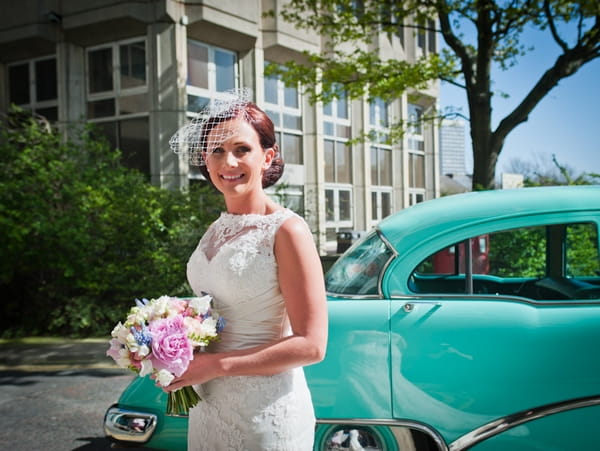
left=440, top=118, right=471, bottom=193
left=0, top=0, right=440, bottom=254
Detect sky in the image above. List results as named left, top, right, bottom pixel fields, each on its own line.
left=439, top=23, right=600, bottom=179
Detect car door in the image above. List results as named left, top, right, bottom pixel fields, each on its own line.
left=385, top=219, right=600, bottom=450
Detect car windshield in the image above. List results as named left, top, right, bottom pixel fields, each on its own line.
left=325, top=230, right=394, bottom=296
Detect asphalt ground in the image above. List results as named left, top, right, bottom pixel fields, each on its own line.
left=0, top=337, right=117, bottom=371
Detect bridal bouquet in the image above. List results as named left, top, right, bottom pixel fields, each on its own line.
left=106, top=294, right=225, bottom=415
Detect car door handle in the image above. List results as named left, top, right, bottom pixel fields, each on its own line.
left=403, top=301, right=441, bottom=312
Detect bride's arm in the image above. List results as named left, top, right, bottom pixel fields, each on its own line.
left=165, top=216, right=328, bottom=390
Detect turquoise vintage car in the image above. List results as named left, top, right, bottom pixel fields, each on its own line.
left=105, top=185, right=600, bottom=450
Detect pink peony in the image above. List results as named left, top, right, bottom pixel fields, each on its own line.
left=148, top=315, right=193, bottom=377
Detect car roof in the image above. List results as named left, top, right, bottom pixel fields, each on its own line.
left=377, top=185, right=600, bottom=252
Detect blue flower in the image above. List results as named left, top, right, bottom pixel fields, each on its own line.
left=216, top=317, right=226, bottom=334
left=135, top=298, right=150, bottom=308
left=131, top=326, right=152, bottom=347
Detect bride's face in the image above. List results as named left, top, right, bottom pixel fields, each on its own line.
left=203, top=118, right=274, bottom=197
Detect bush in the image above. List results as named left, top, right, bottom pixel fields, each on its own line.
left=0, top=108, right=223, bottom=337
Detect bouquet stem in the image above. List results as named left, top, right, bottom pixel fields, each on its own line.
left=166, top=386, right=201, bottom=416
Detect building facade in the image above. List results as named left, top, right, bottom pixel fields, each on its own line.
left=0, top=0, right=440, bottom=254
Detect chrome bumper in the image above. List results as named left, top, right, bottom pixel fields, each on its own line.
left=104, top=405, right=158, bottom=444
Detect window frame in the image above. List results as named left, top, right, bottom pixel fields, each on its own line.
left=263, top=61, right=304, bottom=165
left=7, top=55, right=59, bottom=120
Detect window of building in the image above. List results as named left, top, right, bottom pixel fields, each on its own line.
left=371, top=190, right=392, bottom=222
left=369, top=97, right=393, bottom=223
left=263, top=62, right=303, bottom=165
left=324, top=89, right=352, bottom=184
left=407, top=103, right=425, bottom=195
left=325, top=186, right=353, bottom=246
left=185, top=40, right=239, bottom=179
left=86, top=38, right=149, bottom=174
left=324, top=88, right=353, bottom=250
left=186, top=40, right=238, bottom=114
left=7, top=56, right=58, bottom=121
left=416, top=19, right=437, bottom=57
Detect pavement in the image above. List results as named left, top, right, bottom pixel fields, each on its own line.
left=0, top=337, right=119, bottom=371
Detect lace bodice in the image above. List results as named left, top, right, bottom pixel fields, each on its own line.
left=186, top=208, right=316, bottom=450
left=187, top=208, right=297, bottom=352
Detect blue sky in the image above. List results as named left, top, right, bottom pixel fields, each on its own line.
left=440, top=24, right=600, bottom=178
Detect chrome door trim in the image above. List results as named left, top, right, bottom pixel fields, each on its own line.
left=449, top=394, right=600, bottom=450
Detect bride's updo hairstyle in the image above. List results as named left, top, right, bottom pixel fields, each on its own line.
left=169, top=89, right=285, bottom=189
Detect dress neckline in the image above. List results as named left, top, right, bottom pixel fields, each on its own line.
left=219, top=208, right=288, bottom=220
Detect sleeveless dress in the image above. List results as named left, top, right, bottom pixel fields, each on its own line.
left=186, top=209, right=316, bottom=451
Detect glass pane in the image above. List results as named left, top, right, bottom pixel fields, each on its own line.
left=119, top=93, right=148, bottom=115
left=324, top=140, right=335, bottom=182
left=336, top=143, right=352, bottom=184
left=283, top=113, right=302, bottom=130
left=380, top=100, right=389, bottom=126
left=87, top=99, right=115, bottom=118
left=35, top=58, right=57, bottom=101
left=94, top=121, right=118, bottom=150
left=8, top=63, right=30, bottom=104
left=325, top=189, right=335, bottom=221
left=336, top=124, right=351, bottom=139
left=215, top=50, right=235, bottom=92
left=187, top=94, right=209, bottom=113
left=266, top=109, right=280, bottom=127
left=369, top=101, right=377, bottom=126
left=323, top=102, right=332, bottom=116
left=337, top=93, right=348, bottom=119
left=283, top=133, right=302, bottom=165
left=370, top=147, right=378, bottom=185
left=381, top=192, right=391, bottom=218
left=284, top=85, right=298, bottom=108
left=323, top=121, right=334, bottom=136
left=408, top=104, right=422, bottom=135
left=88, top=47, right=113, bottom=93
left=120, top=41, right=146, bottom=89
left=264, top=73, right=278, bottom=104
left=488, top=227, right=546, bottom=278
left=36, top=106, right=58, bottom=121
left=380, top=148, right=392, bottom=186
left=339, top=190, right=351, bottom=220
left=120, top=117, right=150, bottom=175
left=371, top=191, right=378, bottom=220
left=187, top=42, right=208, bottom=89
left=325, top=231, right=393, bottom=295
left=414, top=153, right=425, bottom=188
left=566, top=223, right=600, bottom=278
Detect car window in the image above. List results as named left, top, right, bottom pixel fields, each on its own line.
left=409, top=222, right=600, bottom=300
left=325, top=231, right=394, bottom=296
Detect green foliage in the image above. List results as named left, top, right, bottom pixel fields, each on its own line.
left=267, top=0, right=600, bottom=190
left=0, top=108, right=224, bottom=338
left=488, top=227, right=547, bottom=278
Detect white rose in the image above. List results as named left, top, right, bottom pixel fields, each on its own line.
left=155, top=369, right=175, bottom=387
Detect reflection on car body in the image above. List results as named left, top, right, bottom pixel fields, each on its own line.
left=106, top=185, right=600, bottom=450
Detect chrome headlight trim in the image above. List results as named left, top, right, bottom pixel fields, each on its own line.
left=103, top=405, right=158, bottom=444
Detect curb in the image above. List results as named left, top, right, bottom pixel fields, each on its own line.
left=0, top=337, right=120, bottom=371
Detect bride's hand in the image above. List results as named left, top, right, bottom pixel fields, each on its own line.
left=163, top=351, right=222, bottom=392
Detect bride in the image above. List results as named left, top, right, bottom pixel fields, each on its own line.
left=166, top=90, right=328, bottom=450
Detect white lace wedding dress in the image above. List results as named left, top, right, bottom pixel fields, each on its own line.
left=186, top=209, right=316, bottom=451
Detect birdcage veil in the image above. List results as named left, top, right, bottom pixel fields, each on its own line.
left=169, top=87, right=254, bottom=166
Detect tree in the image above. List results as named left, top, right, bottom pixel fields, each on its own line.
left=507, top=153, right=600, bottom=185
left=0, top=108, right=224, bottom=337
left=266, top=0, right=600, bottom=190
